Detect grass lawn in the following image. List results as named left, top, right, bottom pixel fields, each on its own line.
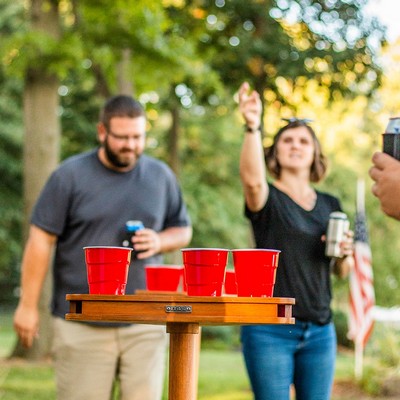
left=0, top=309, right=356, bottom=400
left=1, top=349, right=251, bottom=400
left=1, top=309, right=252, bottom=399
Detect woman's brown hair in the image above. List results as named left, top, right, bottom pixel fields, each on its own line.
left=264, top=120, right=328, bottom=183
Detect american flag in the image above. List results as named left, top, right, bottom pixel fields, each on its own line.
left=348, top=208, right=375, bottom=347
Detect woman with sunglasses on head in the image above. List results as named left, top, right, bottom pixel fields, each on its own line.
left=237, top=82, right=354, bottom=400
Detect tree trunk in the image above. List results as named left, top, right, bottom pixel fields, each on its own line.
left=11, top=0, right=61, bottom=361
left=168, top=102, right=180, bottom=176
left=117, top=49, right=135, bottom=96
left=23, top=69, right=60, bottom=233
left=167, top=94, right=182, bottom=264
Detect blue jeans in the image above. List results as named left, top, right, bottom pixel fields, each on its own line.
left=241, top=321, right=336, bottom=400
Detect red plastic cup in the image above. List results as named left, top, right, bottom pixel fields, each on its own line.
left=182, top=270, right=188, bottom=293
left=145, top=265, right=184, bottom=292
left=231, top=249, right=281, bottom=297
left=181, top=248, right=229, bottom=296
left=84, top=246, right=132, bottom=295
left=224, top=270, right=237, bottom=295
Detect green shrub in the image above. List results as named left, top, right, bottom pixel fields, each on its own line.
left=201, top=326, right=241, bottom=350
left=377, top=329, right=400, bottom=367
left=333, top=309, right=352, bottom=348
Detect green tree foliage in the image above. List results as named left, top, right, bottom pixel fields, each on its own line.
left=188, top=0, right=385, bottom=105
left=148, top=96, right=251, bottom=251
left=0, top=0, right=24, bottom=303
left=0, top=76, right=23, bottom=303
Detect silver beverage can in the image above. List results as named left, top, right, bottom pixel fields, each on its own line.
left=325, top=212, right=349, bottom=258
left=385, top=117, right=400, bottom=133
left=383, top=117, right=400, bottom=160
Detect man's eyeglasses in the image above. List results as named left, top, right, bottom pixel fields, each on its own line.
left=282, top=118, right=313, bottom=124
left=107, top=131, right=144, bottom=142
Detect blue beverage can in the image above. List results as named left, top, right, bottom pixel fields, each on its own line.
left=122, top=220, right=144, bottom=248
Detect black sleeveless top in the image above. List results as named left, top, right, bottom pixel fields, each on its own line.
left=245, top=184, right=341, bottom=324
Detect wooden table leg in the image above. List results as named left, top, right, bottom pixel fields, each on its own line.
left=166, top=322, right=200, bottom=400
left=192, top=327, right=201, bottom=399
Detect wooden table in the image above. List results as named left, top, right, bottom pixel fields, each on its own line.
left=66, top=293, right=295, bottom=400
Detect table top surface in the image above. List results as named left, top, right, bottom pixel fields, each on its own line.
left=66, top=293, right=295, bottom=326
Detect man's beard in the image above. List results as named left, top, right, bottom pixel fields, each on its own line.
left=103, top=139, right=140, bottom=168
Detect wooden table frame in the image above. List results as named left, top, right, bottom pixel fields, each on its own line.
left=66, top=293, right=295, bottom=400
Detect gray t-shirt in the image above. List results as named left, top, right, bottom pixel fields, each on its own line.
left=31, top=149, right=191, bottom=318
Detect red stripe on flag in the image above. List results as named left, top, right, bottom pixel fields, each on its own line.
left=348, top=213, right=375, bottom=348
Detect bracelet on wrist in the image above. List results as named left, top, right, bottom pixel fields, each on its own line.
left=244, top=124, right=261, bottom=134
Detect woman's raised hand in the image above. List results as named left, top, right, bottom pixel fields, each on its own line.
left=238, top=82, right=262, bottom=130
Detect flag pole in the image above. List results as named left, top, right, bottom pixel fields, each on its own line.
left=354, top=178, right=365, bottom=380
left=350, top=178, right=375, bottom=380
left=357, top=179, right=365, bottom=214
left=354, top=337, right=363, bottom=380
